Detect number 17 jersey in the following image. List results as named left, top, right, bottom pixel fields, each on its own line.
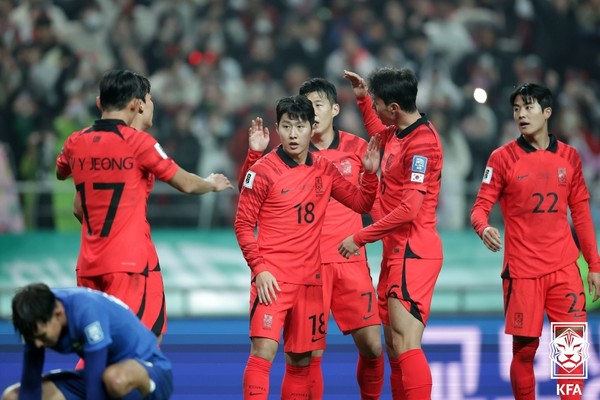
left=56, top=119, right=179, bottom=277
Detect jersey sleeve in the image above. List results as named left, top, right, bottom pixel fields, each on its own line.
left=77, top=303, right=113, bottom=353
left=237, top=149, right=263, bottom=192
left=18, top=344, right=44, bottom=400
left=133, top=133, right=179, bottom=182
left=330, top=162, right=378, bottom=214
left=56, top=135, right=73, bottom=178
left=568, top=152, right=600, bottom=272
left=356, top=96, right=394, bottom=143
left=354, top=188, right=424, bottom=246
left=471, top=149, right=505, bottom=237
left=234, top=166, right=271, bottom=275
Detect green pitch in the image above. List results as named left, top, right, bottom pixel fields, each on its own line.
left=580, top=255, right=600, bottom=311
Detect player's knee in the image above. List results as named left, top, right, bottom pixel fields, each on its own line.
left=103, top=366, right=131, bottom=398
left=356, top=336, right=382, bottom=358
left=2, top=385, right=19, bottom=400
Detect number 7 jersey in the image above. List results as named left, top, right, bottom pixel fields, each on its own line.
left=56, top=119, right=179, bottom=276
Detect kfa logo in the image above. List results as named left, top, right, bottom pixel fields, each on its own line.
left=549, top=322, right=589, bottom=395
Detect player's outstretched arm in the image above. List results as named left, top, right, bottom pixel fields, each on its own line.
left=237, top=117, right=270, bottom=191
left=344, top=70, right=368, bottom=99
left=168, top=168, right=234, bottom=195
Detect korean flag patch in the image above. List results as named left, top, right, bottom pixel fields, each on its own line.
left=243, top=171, right=256, bottom=189
left=84, top=321, right=104, bottom=344
left=410, top=155, right=427, bottom=183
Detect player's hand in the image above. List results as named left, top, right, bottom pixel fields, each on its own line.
left=338, top=235, right=361, bottom=259
left=249, top=117, right=270, bottom=152
left=343, top=70, right=368, bottom=99
left=363, top=134, right=381, bottom=173
left=206, top=173, right=234, bottom=192
left=255, top=271, right=281, bottom=305
left=588, top=271, right=600, bottom=302
left=481, top=226, right=502, bottom=252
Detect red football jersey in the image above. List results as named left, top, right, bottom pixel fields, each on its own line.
left=56, top=119, right=179, bottom=276
left=355, top=98, right=444, bottom=260
left=234, top=146, right=378, bottom=285
left=471, top=135, right=600, bottom=278
left=308, top=130, right=368, bottom=263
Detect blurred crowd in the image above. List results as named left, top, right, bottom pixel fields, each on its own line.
left=0, top=0, right=599, bottom=232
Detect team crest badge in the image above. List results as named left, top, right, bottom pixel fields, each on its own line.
left=558, top=168, right=567, bottom=186
left=263, top=314, right=273, bottom=330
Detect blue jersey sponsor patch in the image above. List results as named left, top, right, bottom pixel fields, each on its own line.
left=411, top=155, right=428, bottom=173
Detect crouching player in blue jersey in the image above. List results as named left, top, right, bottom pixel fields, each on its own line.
left=2, top=283, right=173, bottom=400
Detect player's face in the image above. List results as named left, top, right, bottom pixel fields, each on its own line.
left=32, top=315, right=62, bottom=348
left=372, top=96, right=393, bottom=125
left=305, top=91, right=339, bottom=136
left=276, top=113, right=314, bottom=164
left=132, top=93, right=154, bottom=131
left=513, top=95, right=550, bottom=137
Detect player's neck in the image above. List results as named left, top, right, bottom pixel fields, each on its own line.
left=311, top=129, right=334, bottom=150
left=396, top=111, right=421, bottom=131
left=522, top=130, right=549, bottom=150
left=102, top=110, right=136, bottom=126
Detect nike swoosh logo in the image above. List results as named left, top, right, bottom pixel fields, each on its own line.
left=573, top=313, right=585, bottom=318
left=311, top=336, right=325, bottom=342
left=281, top=189, right=292, bottom=194
left=249, top=392, right=262, bottom=396
left=363, top=314, right=375, bottom=320
left=517, top=174, right=529, bottom=180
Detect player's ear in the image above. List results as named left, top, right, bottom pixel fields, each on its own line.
left=95, top=96, right=102, bottom=112
left=332, top=103, right=340, bottom=118
left=543, top=106, right=552, bottom=120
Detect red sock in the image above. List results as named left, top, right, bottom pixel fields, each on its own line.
left=398, top=349, right=432, bottom=400
left=243, top=355, right=271, bottom=400
left=557, top=363, right=583, bottom=400
left=281, top=364, right=311, bottom=399
left=357, top=354, right=384, bottom=400
left=389, top=356, right=406, bottom=400
left=309, top=355, right=323, bottom=399
left=510, top=339, right=539, bottom=400
left=75, top=358, right=85, bottom=370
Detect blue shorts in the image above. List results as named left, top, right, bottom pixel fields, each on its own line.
left=48, top=359, right=173, bottom=400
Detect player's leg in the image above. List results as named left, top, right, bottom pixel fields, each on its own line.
left=503, top=276, right=545, bottom=400
left=245, top=282, right=294, bottom=400
left=546, top=263, right=587, bottom=400
left=102, top=359, right=173, bottom=399
left=329, top=261, right=383, bottom=399
left=386, top=258, right=442, bottom=400
left=4, top=370, right=87, bottom=400
left=282, top=285, right=326, bottom=400
left=2, top=380, right=67, bottom=400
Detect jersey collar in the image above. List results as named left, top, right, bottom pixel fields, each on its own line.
left=309, top=128, right=340, bottom=152
left=517, top=134, right=558, bottom=153
left=395, top=114, right=430, bottom=139
left=276, top=145, right=314, bottom=167
left=85, top=119, right=127, bottom=139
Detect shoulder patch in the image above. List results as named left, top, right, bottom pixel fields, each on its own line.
left=154, top=143, right=168, bottom=159
left=411, top=155, right=428, bottom=173
left=84, top=321, right=104, bottom=344
left=482, top=166, right=493, bottom=184
left=243, top=171, right=256, bottom=189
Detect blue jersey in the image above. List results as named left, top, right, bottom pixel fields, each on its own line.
left=46, top=287, right=170, bottom=368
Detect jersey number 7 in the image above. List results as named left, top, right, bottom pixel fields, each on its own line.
left=76, top=182, right=125, bottom=237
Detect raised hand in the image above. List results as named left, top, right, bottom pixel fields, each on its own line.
left=343, top=70, right=369, bottom=99
left=249, top=117, right=270, bottom=152
left=362, top=134, right=381, bottom=174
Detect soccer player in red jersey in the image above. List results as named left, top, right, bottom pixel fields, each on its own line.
left=235, top=95, right=381, bottom=400
left=237, top=78, right=384, bottom=399
left=471, top=83, right=600, bottom=400
left=342, top=68, right=444, bottom=400
left=56, top=69, right=233, bottom=341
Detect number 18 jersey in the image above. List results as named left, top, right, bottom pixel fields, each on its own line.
left=56, top=119, right=179, bottom=277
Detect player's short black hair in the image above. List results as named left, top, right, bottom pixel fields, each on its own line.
left=276, top=95, right=315, bottom=126
left=12, top=283, right=57, bottom=342
left=99, top=69, right=150, bottom=112
left=367, top=67, right=418, bottom=113
left=299, top=78, right=338, bottom=105
left=510, top=83, right=553, bottom=110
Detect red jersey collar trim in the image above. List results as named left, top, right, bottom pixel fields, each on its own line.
left=395, top=114, right=429, bottom=139
left=516, top=134, right=558, bottom=153
left=276, top=145, right=314, bottom=167
left=309, top=128, right=340, bottom=152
